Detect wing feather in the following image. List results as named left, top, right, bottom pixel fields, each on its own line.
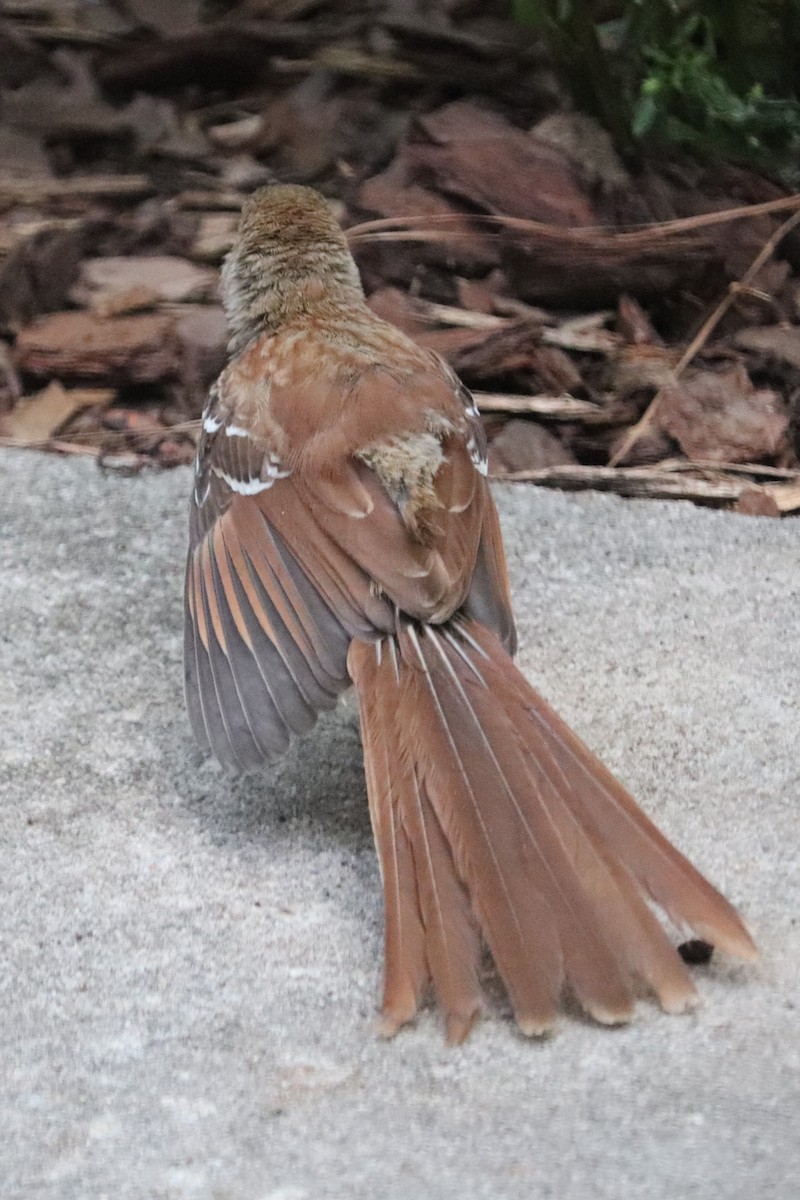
left=185, top=340, right=494, bottom=768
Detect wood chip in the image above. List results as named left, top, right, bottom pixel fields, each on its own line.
left=409, top=102, right=597, bottom=226
left=0, top=216, right=92, bottom=329
left=542, top=314, right=620, bottom=354
left=354, top=157, right=499, bottom=273
left=617, top=294, right=662, bottom=346
left=88, top=285, right=161, bottom=318
left=489, top=419, right=576, bottom=473
left=734, top=488, right=782, bottom=517
left=190, top=213, right=239, bottom=262
left=448, top=320, right=544, bottom=380
left=15, top=311, right=178, bottom=382
left=609, top=345, right=680, bottom=399
left=761, top=481, right=800, bottom=513
left=175, top=305, right=228, bottom=404
left=72, top=255, right=217, bottom=308
left=733, top=325, right=800, bottom=372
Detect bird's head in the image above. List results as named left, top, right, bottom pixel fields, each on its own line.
left=220, top=184, right=363, bottom=351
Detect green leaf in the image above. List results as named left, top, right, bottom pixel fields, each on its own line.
left=632, top=93, right=659, bottom=136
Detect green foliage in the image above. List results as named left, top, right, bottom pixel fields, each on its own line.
left=513, top=0, right=800, bottom=181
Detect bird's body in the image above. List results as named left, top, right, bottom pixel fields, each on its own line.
left=185, top=184, right=755, bottom=1041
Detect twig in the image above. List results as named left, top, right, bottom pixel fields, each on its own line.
left=608, top=206, right=800, bottom=467
left=0, top=176, right=154, bottom=204
left=499, top=463, right=800, bottom=512
left=412, top=301, right=508, bottom=330
left=652, top=458, right=800, bottom=480
left=409, top=301, right=618, bottom=349
left=47, top=440, right=102, bottom=457
left=9, top=23, right=118, bottom=46
left=498, top=464, right=750, bottom=503
left=346, top=193, right=800, bottom=247
left=474, top=392, right=604, bottom=419
left=272, top=49, right=421, bottom=80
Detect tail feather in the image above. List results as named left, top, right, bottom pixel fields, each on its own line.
left=350, top=640, right=485, bottom=1042
left=402, top=770, right=484, bottom=1043
left=402, top=624, right=636, bottom=1030
left=511, top=732, right=700, bottom=1013
left=483, top=631, right=757, bottom=962
left=350, top=619, right=756, bottom=1039
left=355, top=653, right=427, bottom=1034
left=401, top=626, right=564, bottom=1033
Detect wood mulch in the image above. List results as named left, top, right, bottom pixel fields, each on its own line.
left=3, top=0, right=800, bottom=514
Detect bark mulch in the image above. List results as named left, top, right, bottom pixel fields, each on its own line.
left=3, top=0, right=800, bottom=513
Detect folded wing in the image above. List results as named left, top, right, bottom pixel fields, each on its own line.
left=184, top=335, right=504, bottom=769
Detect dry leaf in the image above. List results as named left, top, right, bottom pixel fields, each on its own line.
left=0, top=382, right=114, bottom=442
left=657, top=366, right=788, bottom=463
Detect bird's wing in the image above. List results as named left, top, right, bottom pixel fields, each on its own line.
left=185, top=371, right=355, bottom=770
left=185, top=331, right=514, bottom=768
left=461, top=475, right=517, bottom=656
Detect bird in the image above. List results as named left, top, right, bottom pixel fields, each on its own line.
left=184, top=183, right=757, bottom=1043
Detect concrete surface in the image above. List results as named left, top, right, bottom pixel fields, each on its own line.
left=2, top=447, right=798, bottom=1200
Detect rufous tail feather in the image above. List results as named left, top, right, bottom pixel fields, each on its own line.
left=348, top=620, right=756, bottom=1039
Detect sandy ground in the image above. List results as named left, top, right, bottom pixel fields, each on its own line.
left=2, top=448, right=798, bottom=1200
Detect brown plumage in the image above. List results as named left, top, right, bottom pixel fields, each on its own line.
left=184, top=184, right=756, bottom=1041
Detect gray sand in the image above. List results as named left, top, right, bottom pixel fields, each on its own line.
left=2, top=449, right=797, bottom=1199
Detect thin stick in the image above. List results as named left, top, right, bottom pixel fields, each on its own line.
left=346, top=193, right=800, bottom=247
left=0, top=175, right=153, bottom=204
left=652, top=458, right=800, bottom=480
left=498, top=464, right=749, bottom=503
left=500, top=463, right=800, bottom=512
left=608, top=206, right=800, bottom=468
left=473, top=392, right=604, bottom=419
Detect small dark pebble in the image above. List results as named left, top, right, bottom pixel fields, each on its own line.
left=678, top=939, right=714, bottom=965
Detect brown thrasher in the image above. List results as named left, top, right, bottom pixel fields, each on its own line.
left=184, top=184, right=756, bottom=1043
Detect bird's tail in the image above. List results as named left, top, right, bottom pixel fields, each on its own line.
left=348, top=620, right=756, bottom=1042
